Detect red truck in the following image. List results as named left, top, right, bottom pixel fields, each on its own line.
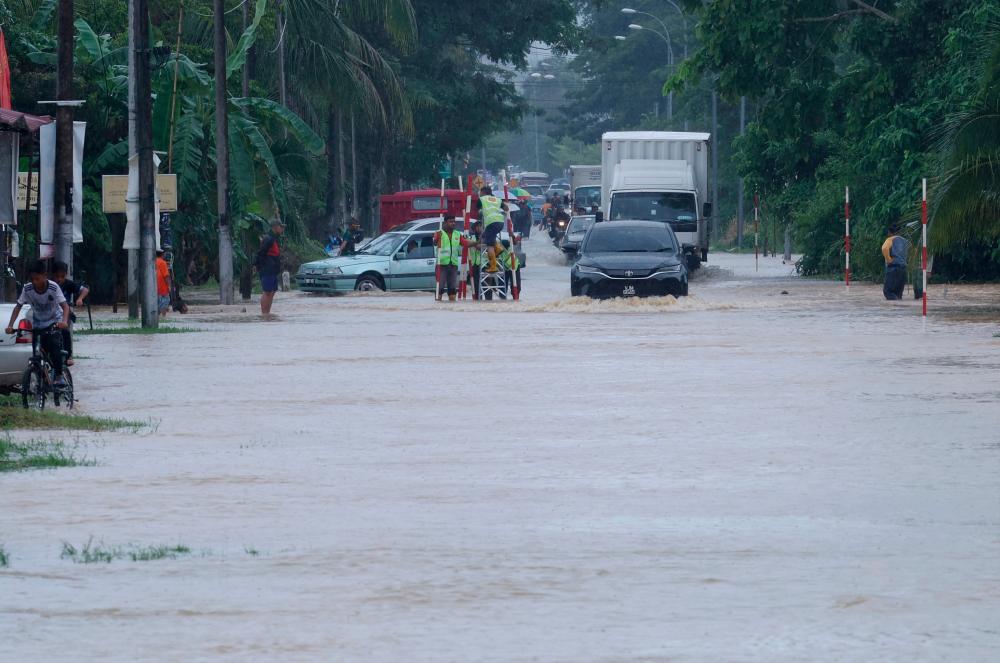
left=379, top=189, right=479, bottom=235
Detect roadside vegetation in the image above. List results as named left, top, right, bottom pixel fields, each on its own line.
left=0, top=545, right=9, bottom=567
left=0, top=436, right=96, bottom=472
left=61, top=539, right=194, bottom=564
left=0, top=395, right=147, bottom=433
left=75, top=325, right=199, bottom=336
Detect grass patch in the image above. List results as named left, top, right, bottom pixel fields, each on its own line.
left=75, top=325, right=198, bottom=336
left=61, top=538, right=193, bottom=564
left=0, top=395, right=148, bottom=433
left=245, top=547, right=260, bottom=556
left=128, top=545, right=192, bottom=562
left=0, top=545, right=8, bottom=567
left=0, top=435, right=95, bottom=472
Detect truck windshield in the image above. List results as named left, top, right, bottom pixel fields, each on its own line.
left=609, top=192, right=696, bottom=222
left=574, top=186, right=601, bottom=208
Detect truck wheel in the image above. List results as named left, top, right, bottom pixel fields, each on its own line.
left=686, top=255, right=701, bottom=271
left=355, top=274, right=385, bottom=292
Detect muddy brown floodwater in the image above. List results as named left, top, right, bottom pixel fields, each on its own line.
left=2, top=238, right=999, bottom=661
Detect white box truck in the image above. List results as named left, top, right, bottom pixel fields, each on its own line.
left=569, top=165, right=602, bottom=212
left=600, top=131, right=712, bottom=269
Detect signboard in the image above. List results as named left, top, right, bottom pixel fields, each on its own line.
left=473, top=175, right=485, bottom=191
left=16, top=172, right=39, bottom=211
left=437, top=159, right=452, bottom=180
left=101, top=173, right=177, bottom=213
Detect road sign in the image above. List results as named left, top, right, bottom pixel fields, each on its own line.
left=16, top=173, right=39, bottom=210
left=437, top=160, right=452, bottom=180
left=473, top=174, right=484, bottom=191
left=101, top=174, right=178, bottom=213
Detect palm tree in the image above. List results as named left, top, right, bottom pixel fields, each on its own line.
left=277, top=0, right=416, bottom=230
left=929, top=21, right=1000, bottom=250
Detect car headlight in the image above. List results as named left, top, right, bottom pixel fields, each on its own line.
left=655, top=265, right=682, bottom=275
left=575, top=264, right=603, bottom=274
left=323, top=267, right=343, bottom=275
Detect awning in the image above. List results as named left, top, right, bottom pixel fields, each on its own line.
left=0, top=108, right=54, bottom=133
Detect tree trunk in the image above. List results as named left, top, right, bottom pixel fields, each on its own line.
left=337, top=110, right=347, bottom=223
left=325, top=105, right=337, bottom=231
left=241, top=2, right=250, bottom=97
left=350, top=111, right=358, bottom=218
left=276, top=0, right=287, bottom=107
left=783, top=224, right=792, bottom=262
left=215, top=0, right=234, bottom=304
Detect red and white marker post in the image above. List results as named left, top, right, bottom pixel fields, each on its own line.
left=501, top=177, right=520, bottom=300
left=921, top=178, right=928, bottom=317
left=434, top=178, right=445, bottom=301
left=845, top=186, right=851, bottom=290
left=458, top=175, right=473, bottom=299
left=753, top=193, right=759, bottom=272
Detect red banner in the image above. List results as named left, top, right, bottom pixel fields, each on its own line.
left=0, top=30, right=11, bottom=110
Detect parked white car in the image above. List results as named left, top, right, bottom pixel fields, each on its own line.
left=0, top=303, right=33, bottom=393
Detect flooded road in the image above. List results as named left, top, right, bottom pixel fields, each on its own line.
left=3, top=236, right=999, bottom=661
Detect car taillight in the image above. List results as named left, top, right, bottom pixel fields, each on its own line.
left=16, top=318, right=32, bottom=343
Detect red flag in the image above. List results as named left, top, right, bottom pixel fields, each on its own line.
left=0, top=29, right=11, bottom=109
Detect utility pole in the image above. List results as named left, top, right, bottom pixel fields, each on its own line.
left=214, top=0, right=234, bottom=304
left=711, top=88, right=718, bottom=241
left=132, top=0, right=157, bottom=327
left=737, top=95, right=746, bottom=249
left=54, top=0, right=75, bottom=273
left=126, top=0, right=139, bottom=318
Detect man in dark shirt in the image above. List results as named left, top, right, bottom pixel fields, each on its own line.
left=256, top=219, right=285, bottom=317
left=51, top=261, right=88, bottom=365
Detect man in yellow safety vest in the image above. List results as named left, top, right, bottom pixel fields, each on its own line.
left=434, top=214, right=478, bottom=302
left=477, top=186, right=508, bottom=273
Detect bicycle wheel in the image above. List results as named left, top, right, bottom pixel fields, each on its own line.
left=21, top=364, right=46, bottom=410
left=55, top=368, right=74, bottom=409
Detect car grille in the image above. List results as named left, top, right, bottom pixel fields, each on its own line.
left=602, top=268, right=652, bottom=278
left=587, top=278, right=683, bottom=299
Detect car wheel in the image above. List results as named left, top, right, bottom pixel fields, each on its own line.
left=679, top=280, right=689, bottom=297
left=355, top=274, right=385, bottom=292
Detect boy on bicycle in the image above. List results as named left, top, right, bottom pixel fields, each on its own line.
left=5, top=260, right=71, bottom=386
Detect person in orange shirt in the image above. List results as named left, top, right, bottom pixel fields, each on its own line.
left=155, top=250, right=173, bottom=317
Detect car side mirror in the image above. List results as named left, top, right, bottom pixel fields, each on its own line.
left=702, top=201, right=713, bottom=218
left=595, top=211, right=604, bottom=223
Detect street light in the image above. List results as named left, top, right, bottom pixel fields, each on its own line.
left=623, top=23, right=675, bottom=120
left=526, top=71, right=556, bottom=171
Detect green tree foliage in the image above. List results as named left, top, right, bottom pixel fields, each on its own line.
left=676, top=0, right=1000, bottom=280
left=4, top=0, right=578, bottom=300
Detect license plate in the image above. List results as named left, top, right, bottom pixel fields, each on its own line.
left=302, top=278, right=316, bottom=285
left=622, top=284, right=636, bottom=296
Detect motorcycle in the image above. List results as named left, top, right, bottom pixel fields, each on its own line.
left=549, top=216, right=569, bottom=245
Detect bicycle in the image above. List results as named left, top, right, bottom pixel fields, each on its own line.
left=18, top=327, right=74, bottom=411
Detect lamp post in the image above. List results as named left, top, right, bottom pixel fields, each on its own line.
left=624, top=23, right=675, bottom=121
left=528, top=72, right=555, bottom=172
left=623, top=5, right=690, bottom=128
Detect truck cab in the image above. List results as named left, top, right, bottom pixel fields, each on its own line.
left=601, top=131, right=712, bottom=270
left=607, top=160, right=706, bottom=268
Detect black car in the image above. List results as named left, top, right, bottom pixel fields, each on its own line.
left=570, top=221, right=689, bottom=298
left=560, top=215, right=596, bottom=257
